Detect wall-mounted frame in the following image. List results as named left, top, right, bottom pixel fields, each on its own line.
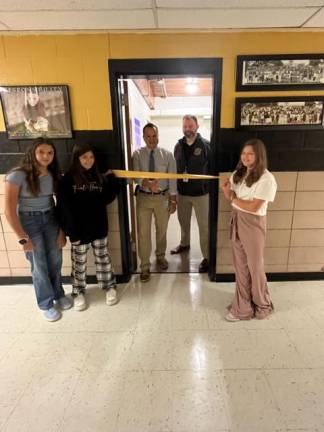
left=236, top=96, right=324, bottom=130
left=236, top=54, right=324, bottom=91
left=0, top=85, right=72, bottom=140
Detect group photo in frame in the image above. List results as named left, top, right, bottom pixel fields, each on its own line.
left=236, top=54, right=324, bottom=91
left=235, top=97, right=324, bottom=130
left=0, top=85, right=73, bottom=140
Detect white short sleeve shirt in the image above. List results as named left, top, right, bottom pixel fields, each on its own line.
left=230, top=169, right=277, bottom=216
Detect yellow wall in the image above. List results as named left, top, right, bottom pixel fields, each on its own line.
left=1, top=31, right=324, bottom=131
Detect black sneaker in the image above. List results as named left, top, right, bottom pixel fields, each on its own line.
left=198, top=258, right=209, bottom=273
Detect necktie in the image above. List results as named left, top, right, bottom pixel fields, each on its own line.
left=149, top=150, right=155, bottom=172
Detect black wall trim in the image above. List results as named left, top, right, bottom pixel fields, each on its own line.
left=0, top=274, right=129, bottom=286
left=2, top=127, right=324, bottom=175
left=2, top=272, right=322, bottom=286
left=0, top=130, right=120, bottom=174
left=215, top=272, right=324, bottom=282
left=219, top=128, right=324, bottom=172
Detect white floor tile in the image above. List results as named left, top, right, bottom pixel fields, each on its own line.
left=116, top=371, right=173, bottom=432
left=124, top=329, right=174, bottom=371
left=2, top=371, right=79, bottom=432
left=172, top=328, right=306, bottom=370
left=1, top=275, right=324, bottom=431
left=265, top=369, right=324, bottom=430
left=60, top=370, right=124, bottom=432
left=286, top=328, right=324, bottom=368
left=172, top=370, right=229, bottom=432
left=223, top=369, right=283, bottom=432
left=83, top=332, right=135, bottom=373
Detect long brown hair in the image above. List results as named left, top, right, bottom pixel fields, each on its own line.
left=69, top=143, right=103, bottom=186
left=10, top=137, right=60, bottom=196
left=233, top=139, right=268, bottom=187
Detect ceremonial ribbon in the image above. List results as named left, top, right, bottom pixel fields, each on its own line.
left=112, top=169, right=220, bottom=180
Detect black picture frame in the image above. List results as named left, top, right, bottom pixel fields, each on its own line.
left=235, top=96, right=324, bottom=130
left=236, top=54, right=324, bottom=91
left=0, top=85, right=73, bottom=140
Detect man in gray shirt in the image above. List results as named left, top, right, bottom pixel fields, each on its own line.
left=133, top=123, right=177, bottom=282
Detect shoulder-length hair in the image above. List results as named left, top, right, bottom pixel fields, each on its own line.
left=69, top=143, right=103, bottom=185
left=233, top=139, right=268, bottom=187
left=9, top=137, right=60, bottom=196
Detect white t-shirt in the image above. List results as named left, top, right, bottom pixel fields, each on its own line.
left=230, top=169, right=277, bottom=216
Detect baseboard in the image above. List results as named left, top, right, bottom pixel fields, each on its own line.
left=1, top=271, right=322, bottom=286
left=215, top=272, right=324, bottom=282
left=0, top=274, right=130, bottom=285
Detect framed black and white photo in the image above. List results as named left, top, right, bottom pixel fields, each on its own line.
left=0, top=85, right=73, bottom=140
left=235, top=97, right=324, bottom=130
left=236, top=54, right=324, bottom=91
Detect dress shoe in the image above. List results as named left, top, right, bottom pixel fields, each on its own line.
left=198, top=258, right=209, bottom=273
left=140, top=270, right=151, bottom=282
left=156, top=257, right=169, bottom=270
left=170, top=244, right=190, bottom=255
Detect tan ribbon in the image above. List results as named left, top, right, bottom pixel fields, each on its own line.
left=112, top=169, right=220, bottom=180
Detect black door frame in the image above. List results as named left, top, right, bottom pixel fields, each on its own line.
left=108, top=58, right=222, bottom=282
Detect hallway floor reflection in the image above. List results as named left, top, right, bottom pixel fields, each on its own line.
left=1, top=276, right=324, bottom=431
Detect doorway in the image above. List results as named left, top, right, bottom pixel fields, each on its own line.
left=109, top=58, right=222, bottom=282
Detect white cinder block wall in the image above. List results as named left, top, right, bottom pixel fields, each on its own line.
left=217, top=172, right=324, bottom=273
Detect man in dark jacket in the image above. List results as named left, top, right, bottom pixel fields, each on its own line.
left=171, top=115, right=210, bottom=273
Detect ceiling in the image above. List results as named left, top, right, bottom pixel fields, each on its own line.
left=1, top=0, right=324, bottom=31
left=133, top=77, right=213, bottom=109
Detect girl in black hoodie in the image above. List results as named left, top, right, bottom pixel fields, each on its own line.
left=58, top=143, right=120, bottom=310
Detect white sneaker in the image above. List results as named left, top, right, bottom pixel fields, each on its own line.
left=225, top=312, right=240, bottom=322
left=106, top=288, right=118, bottom=306
left=74, top=294, right=87, bottom=311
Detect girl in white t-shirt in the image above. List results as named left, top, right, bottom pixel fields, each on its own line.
left=221, top=139, right=277, bottom=322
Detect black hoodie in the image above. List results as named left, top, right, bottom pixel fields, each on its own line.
left=174, top=133, right=211, bottom=196
left=57, top=170, right=120, bottom=244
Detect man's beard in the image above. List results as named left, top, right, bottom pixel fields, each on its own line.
left=184, top=131, right=195, bottom=139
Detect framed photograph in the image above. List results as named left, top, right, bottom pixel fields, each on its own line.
left=235, top=97, right=324, bottom=130
left=236, top=54, right=324, bottom=91
left=0, top=85, right=73, bottom=139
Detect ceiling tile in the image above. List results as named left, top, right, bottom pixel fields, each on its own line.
left=157, top=0, right=323, bottom=7
left=0, top=10, right=155, bottom=30
left=0, top=20, right=9, bottom=30
left=0, top=0, right=152, bottom=11
left=158, top=7, right=317, bottom=28
left=304, top=7, right=324, bottom=26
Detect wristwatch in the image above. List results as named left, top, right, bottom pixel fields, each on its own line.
left=18, top=237, right=29, bottom=245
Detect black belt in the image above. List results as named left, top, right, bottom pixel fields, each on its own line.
left=19, top=209, right=53, bottom=216
left=139, top=189, right=169, bottom=195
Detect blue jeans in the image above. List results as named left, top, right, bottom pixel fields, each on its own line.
left=19, top=209, right=65, bottom=310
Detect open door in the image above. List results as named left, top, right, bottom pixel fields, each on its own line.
left=109, top=58, right=222, bottom=282
left=119, top=79, right=138, bottom=270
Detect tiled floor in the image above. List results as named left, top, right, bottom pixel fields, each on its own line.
left=1, top=275, right=324, bottom=431
left=148, top=210, right=203, bottom=274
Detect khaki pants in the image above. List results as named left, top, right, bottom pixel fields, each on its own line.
left=177, top=193, right=209, bottom=259
left=229, top=209, right=273, bottom=320
left=136, top=193, right=170, bottom=271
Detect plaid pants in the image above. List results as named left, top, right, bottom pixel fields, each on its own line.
left=71, top=237, right=116, bottom=296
